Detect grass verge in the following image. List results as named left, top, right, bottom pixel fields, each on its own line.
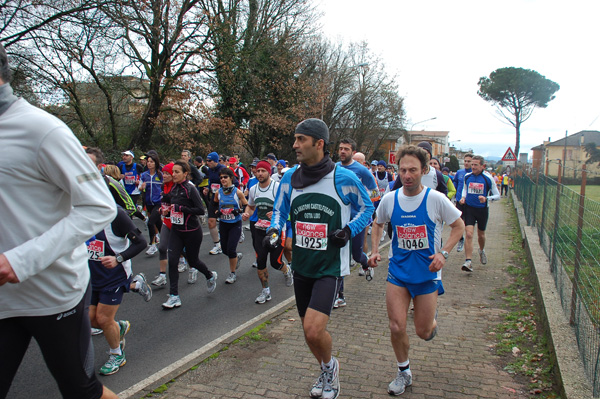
left=489, top=200, right=561, bottom=398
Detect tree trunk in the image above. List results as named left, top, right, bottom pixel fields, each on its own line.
left=514, top=118, right=521, bottom=161
left=129, top=95, right=162, bottom=149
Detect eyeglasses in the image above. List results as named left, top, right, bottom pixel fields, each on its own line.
left=219, top=176, right=230, bottom=180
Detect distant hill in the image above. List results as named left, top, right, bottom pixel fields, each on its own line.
left=485, top=156, right=501, bottom=162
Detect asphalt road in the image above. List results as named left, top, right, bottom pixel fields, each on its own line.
left=6, top=222, right=297, bottom=399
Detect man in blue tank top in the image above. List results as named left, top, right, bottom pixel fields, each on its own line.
left=368, top=145, right=464, bottom=396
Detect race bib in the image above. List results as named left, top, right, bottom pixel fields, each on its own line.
left=379, top=186, right=387, bottom=194
left=211, top=183, right=220, bottom=193
left=296, top=221, right=328, bottom=251
left=468, top=182, right=484, bottom=195
left=396, top=225, right=429, bottom=251
left=124, top=174, right=136, bottom=185
left=87, top=240, right=105, bottom=260
left=171, top=204, right=184, bottom=225
left=255, top=219, right=271, bottom=229
left=220, top=208, right=236, bottom=221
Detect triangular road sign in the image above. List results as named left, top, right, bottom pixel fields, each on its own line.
left=501, top=147, right=516, bottom=161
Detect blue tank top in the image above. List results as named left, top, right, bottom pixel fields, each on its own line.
left=218, top=187, right=242, bottom=223
left=389, top=188, right=438, bottom=284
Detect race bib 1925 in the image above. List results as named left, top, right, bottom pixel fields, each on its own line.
left=396, top=225, right=429, bottom=251
left=295, top=221, right=328, bottom=251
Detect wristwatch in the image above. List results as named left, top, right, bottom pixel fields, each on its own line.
left=115, top=253, right=124, bottom=263
left=439, top=250, right=449, bottom=259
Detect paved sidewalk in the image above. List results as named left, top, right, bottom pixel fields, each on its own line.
left=150, top=200, right=530, bottom=398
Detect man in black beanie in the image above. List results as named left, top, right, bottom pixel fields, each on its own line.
left=265, top=118, right=374, bottom=399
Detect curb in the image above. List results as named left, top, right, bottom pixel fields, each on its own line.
left=512, top=192, right=594, bottom=399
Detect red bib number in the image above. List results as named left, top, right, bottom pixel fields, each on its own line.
left=396, top=225, right=429, bottom=251
left=171, top=204, right=184, bottom=225
left=296, top=221, right=328, bottom=251
left=87, top=240, right=105, bottom=260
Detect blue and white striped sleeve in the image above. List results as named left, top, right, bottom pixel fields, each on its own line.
left=337, top=168, right=374, bottom=237
left=269, top=168, right=295, bottom=232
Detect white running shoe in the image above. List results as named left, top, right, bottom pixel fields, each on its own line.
left=207, top=271, right=217, bottom=293
left=209, top=243, right=222, bottom=255
left=225, top=272, right=237, bottom=284
left=236, top=252, right=243, bottom=269
left=239, top=231, right=245, bottom=243
left=388, top=369, right=412, bottom=395
left=333, top=298, right=346, bottom=308
left=462, top=260, right=473, bottom=272
left=91, top=327, right=103, bottom=336
left=178, top=257, right=188, bottom=273
left=145, top=244, right=158, bottom=256
left=310, top=370, right=326, bottom=398
left=255, top=288, right=272, bottom=304
left=188, top=268, right=198, bottom=284
left=358, top=268, right=365, bottom=276
left=162, top=295, right=181, bottom=309
left=457, top=237, right=464, bottom=252
left=132, top=273, right=152, bottom=302
left=284, top=266, right=294, bottom=287
left=479, top=249, right=488, bottom=265
left=322, top=357, right=340, bottom=399
left=151, top=274, right=167, bottom=287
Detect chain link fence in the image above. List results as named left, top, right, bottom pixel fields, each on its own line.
left=515, top=167, right=600, bottom=397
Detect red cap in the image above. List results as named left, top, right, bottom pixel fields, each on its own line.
left=256, top=160, right=272, bottom=172
left=228, top=157, right=238, bottom=163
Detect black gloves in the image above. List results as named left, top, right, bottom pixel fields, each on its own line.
left=329, top=226, right=351, bottom=248
left=263, top=228, right=280, bottom=249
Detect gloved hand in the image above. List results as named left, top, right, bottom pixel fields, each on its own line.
left=172, top=204, right=184, bottom=213
left=329, top=226, right=351, bottom=248
left=263, top=228, right=280, bottom=249
left=215, top=209, right=222, bottom=218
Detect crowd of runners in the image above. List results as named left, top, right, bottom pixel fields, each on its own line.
left=1, top=41, right=505, bottom=399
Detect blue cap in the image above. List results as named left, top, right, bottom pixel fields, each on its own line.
left=207, top=152, right=219, bottom=162
left=378, top=160, right=387, bottom=167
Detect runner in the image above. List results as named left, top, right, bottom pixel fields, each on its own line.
left=335, top=138, right=378, bottom=307
left=151, top=162, right=174, bottom=288
left=0, top=41, right=118, bottom=398
left=214, top=167, right=248, bottom=284
left=368, top=145, right=464, bottom=396
left=87, top=207, right=152, bottom=375
left=267, top=118, right=373, bottom=399
left=204, top=152, right=228, bottom=255
left=140, top=153, right=163, bottom=256
left=117, top=150, right=144, bottom=215
left=242, top=160, right=293, bottom=303
left=161, top=160, right=217, bottom=309
left=453, top=153, right=473, bottom=252
left=459, top=155, right=500, bottom=272
left=429, top=157, right=456, bottom=200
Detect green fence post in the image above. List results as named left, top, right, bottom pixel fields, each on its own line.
left=550, top=161, right=562, bottom=273
left=570, top=164, right=586, bottom=325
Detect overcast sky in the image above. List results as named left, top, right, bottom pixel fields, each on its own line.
left=317, top=0, right=600, bottom=159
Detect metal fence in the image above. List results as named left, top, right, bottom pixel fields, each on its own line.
left=514, top=165, right=600, bottom=397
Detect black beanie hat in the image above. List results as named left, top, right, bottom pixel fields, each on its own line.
left=295, top=118, right=329, bottom=143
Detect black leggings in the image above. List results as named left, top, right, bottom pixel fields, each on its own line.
left=251, top=226, right=284, bottom=270
left=146, top=203, right=162, bottom=243
left=219, top=220, right=241, bottom=259
left=0, top=286, right=103, bottom=399
left=168, top=228, right=211, bottom=295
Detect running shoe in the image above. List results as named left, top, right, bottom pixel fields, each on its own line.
left=252, top=261, right=258, bottom=268
left=388, top=369, right=412, bottom=396
left=162, top=295, right=182, bottom=309
left=145, top=243, right=158, bottom=256
left=244, top=224, right=250, bottom=230
left=380, top=234, right=385, bottom=242
left=322, top=357, right=340, bottom=399
left=461, top=259, right=473, bottom=272
left=358, top=267, right=365, bottom=276
left=457, top=237, right=464, bottom=252
left=91, top=327, right=103, bottom=336
left=99, top=353, right=126, bottom=375
left=225, top=272, right=237, bottom=284
left=207, top=271, right=218, bottom=293
left=155, top=233, right=160, bottom=244
left=188, top=268, right=198, bottom=284
left=151, top=274, right=167, bottom=287
left=178, top=257, right=188, bottom=273
left=368, top=226, right=372, bottom=235
left=479, top=249, right=488, bottom=265
left=284, top=266, right=294, bottom=287
left=118, top=320, right=130, bottom=351
left=209, top=243, right=222, bottom=255
left=255, top=289, right=272, bottom=304
left=333, top=298, right=346, bottom=309
left=310, top=370, right=325, bottom=398
left=236, top=252, right=243, bottom=269
left=239, top=230, right=245, bottom=243
left=425, top=309, right=438, bottom=341
left=133, top=273, right=152, bottom=302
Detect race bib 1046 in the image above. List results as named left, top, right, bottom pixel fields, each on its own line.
left=296, top=221, right=328, bottom=251
left=396, top=225, right=429, bottom=251
left=87, top=240, right=105, bottom=260
left=468, top=182, right=484, bottom=195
